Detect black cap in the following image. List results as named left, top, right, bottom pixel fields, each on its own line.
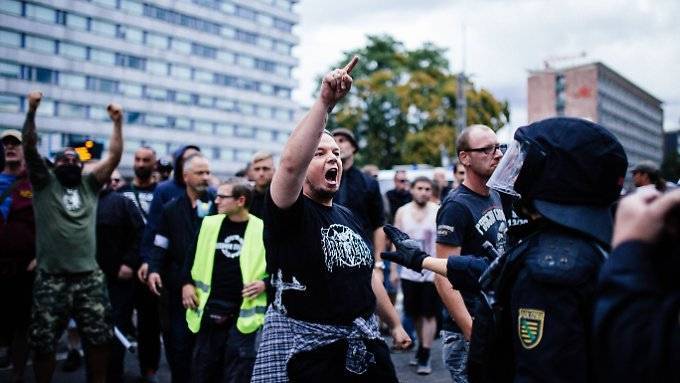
left=330, top=128, right=358, bottom=149
left=515, top=117, right=628, bottom=244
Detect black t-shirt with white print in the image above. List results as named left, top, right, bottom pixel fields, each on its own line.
left=436, top=184, right=507, bottom=332
left=208, top=218, right=247, bottom=305
left=263, top=190, right=375, bottom=325
left=118, top=183, right=156, bottom=224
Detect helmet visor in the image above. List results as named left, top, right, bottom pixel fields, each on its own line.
left=486, top=139, right=527, bottom=197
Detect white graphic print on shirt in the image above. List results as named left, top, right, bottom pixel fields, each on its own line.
left=215, top=234, right=243, bottom=259
left=320, top=224, right=372, bottom=272
left=62, top=188, right=82, bottom=211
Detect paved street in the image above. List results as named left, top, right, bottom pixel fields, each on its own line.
left=1, top=335, right=451, bottom=382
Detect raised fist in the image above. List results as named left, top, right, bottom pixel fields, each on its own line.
left=107, top=103, right=123, bottom=124
left=320, top=56, right=358, bottom=111
left=27, top=91, right=42, bottom=112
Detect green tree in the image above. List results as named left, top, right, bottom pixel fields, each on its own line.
left=320, top=35, right=510, bottom=168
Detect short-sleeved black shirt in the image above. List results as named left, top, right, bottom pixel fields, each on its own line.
left=208, top=219, right=247, bottom=305
left=436, top=184, right=508, bottom=332
left=263, top=190, right=376, bottom=325
left=334, top=166, right=385, bottom=242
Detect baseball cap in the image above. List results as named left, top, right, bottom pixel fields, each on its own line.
left=0, top=129, right=22, bottom=143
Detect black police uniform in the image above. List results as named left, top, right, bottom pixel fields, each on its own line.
left=459, top=117, right=628, bottom=383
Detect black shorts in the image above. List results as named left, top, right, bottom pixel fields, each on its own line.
left=401, top=279, right=439, bottom=318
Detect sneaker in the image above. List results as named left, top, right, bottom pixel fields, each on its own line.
left=416, top=361, right=432, bottom=375
left=61, top=349, right=82, bottom=372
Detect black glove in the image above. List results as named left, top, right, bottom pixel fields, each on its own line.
left=381, top=224, right=428, bottom=272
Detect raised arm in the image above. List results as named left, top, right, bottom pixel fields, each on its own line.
left=91, top=104, right=123, bottom=185
left=270, top=57, right=358, bottom=209
left=21, top=91, right=50, bottom=189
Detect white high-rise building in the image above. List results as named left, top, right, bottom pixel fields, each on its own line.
left=0, top=0, right=299, bottom=177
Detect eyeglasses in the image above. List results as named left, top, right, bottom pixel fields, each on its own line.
left=464, top=144, right=507, bottom=155
left=216, top=194, right=234, bottom=199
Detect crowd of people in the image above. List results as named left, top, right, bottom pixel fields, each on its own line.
left=0, top=57, right=678, bottom=383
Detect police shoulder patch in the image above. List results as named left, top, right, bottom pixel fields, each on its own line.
left=518, top=308, right=544, bottom=349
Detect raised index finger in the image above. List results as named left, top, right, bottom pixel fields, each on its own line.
left=344, top=56, right=359, bottom=74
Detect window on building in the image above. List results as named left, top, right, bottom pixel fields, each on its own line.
left=192, top=43, right=217, bottom=59
left=0, top=29, right=21, bottom=47
left=171, top=64, right=191, bottom=80
left=120, top=0, right=144, bottom=15
left=220, top=2, right=235, bottom=14
left=194, top=121, right=213, bottom=133
left=59, top=103, right=87, bottom=119
left=145, top=86, right=167, bottom=100
left=126, top=111, right=142, bottom=124
left=91, top=19, right=117, bottom=37
left=92, top=0, right=117, bottom=8
left=236, top=6, right=257, bottom=21
left=240, top=103, right=256, bottom=115
left=274, top=41, right=291, bottom=55
left=145, top=140, right=166, bottom=155
left=235, top=148, right=253, bottom=162
left=0, top=0, right=22, bottom=16
left=143, top=4, right=220, bottom=35
left=116, top=53, right=145, bottom=70
left=145, top=32, right=168, bottom=49
left=255, top=59, right=276, bottom=72
left=236, top=30, right=257, bottom=45
left=60, top=42, right=87, bottom=59
left=35, top=68, right=57, bottom=84
left=146, top=60, right=167, bottom=76
left=220, top=26, right=235, bottom=39
left=196, top=95, right=213, bottom=107
left=119, top=82, right=142, bottom=97
left=25, top=3, right=56, bottom=23
left=174, top=117, right=192, bottom=130
left=0, top=61, right=20, bottom=78
left=194, top=69, right=213, bottom=83
left=275, top=64, right=290, bottom=77
left=212, top=147, right=220, bottom=160
left=275, top=86, right=291, bottom=98
left=257, top=13, right=274, bottom=27
left=119, top=26, right=143, bottom=43
left=60, top=73, right=86, bottom=89
left=216, top=50, right=234, bottom=63
left=91, top=49, right=116, bottom=65
left=88, top=77, right=118, bottom=93
left=215, top=98, right=235, bottom=111
left=145, top=114, right=167, bottom=127
left=0, top=94, right=21, bottom=113
left=35, top=99, right=55, bottom=116
left=25, top=35, right=55, bottom=54
left=237, top=55, right=255, bottom=68
left=257, top=36, right=273, bottom=50
left=175, top=91, right=192, bottom=104
left=171, top=38, right=191, bottom=54
left=259, top=83, right=274, bottom=95
left=256, top=128, right=273, bottom=141
left=89, top=107, right=110, bottom=121
left=215, top=124, right=234, bottom=136
left=214, top=74, right=236, bottom=87
left=66, top=13, right=89, bottom=30
left=235, top=125, right=254, bottom=138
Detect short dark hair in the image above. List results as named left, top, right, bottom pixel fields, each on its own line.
left=221, top=178, right=253, bottom=208
left=411, top=176, right=433, bottom=188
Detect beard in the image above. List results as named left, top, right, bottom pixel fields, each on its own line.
left=134, top=166, right=153, bottom=181
left=54, top=164, right=82, bottom=188
left=304, top=177, right=336, bottom=202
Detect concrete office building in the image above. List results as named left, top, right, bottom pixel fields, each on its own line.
left=0, top=0, right=299, bottom=177
left=528, top=62, right=664, bottom=170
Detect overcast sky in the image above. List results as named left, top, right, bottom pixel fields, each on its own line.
left=290, top=0, right=680, bottom=132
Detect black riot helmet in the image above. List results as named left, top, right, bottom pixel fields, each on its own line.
left=487, top=117, right=628, bottom=245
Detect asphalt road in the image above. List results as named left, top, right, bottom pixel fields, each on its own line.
left=1, top=335, right=452, bottom=382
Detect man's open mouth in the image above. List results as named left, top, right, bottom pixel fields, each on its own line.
left=325, top=168, right=338, bottom=183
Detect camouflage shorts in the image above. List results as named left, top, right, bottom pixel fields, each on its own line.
left=29, top=269, right=113, bottom=354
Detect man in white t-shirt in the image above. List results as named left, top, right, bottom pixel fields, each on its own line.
left=392, top=176, right=439, bottom=375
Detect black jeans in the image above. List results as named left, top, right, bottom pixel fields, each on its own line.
left=106, top=277, right=135, bottom=382
left=160, top=285, right=196, bottom=383
left=135, top=279, right=161, bottom=374
left=287, top=339, right=398, bottom=383
left=191, top=313, right=258, bottom=383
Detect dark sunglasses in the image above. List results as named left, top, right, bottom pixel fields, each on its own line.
left=464, top=143, right=507, bottom=155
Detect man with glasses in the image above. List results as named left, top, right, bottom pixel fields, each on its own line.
left=386, top=170, right=412, bottom=223
left=181, top=179, right=267, bottom=383
left=434, top=124, right=508, bottom=382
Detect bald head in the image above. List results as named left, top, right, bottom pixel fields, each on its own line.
left=456, top=124, right=495, bottom=154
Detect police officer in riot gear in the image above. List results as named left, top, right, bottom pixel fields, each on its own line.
left=382, top=117, right=628, bottom=382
